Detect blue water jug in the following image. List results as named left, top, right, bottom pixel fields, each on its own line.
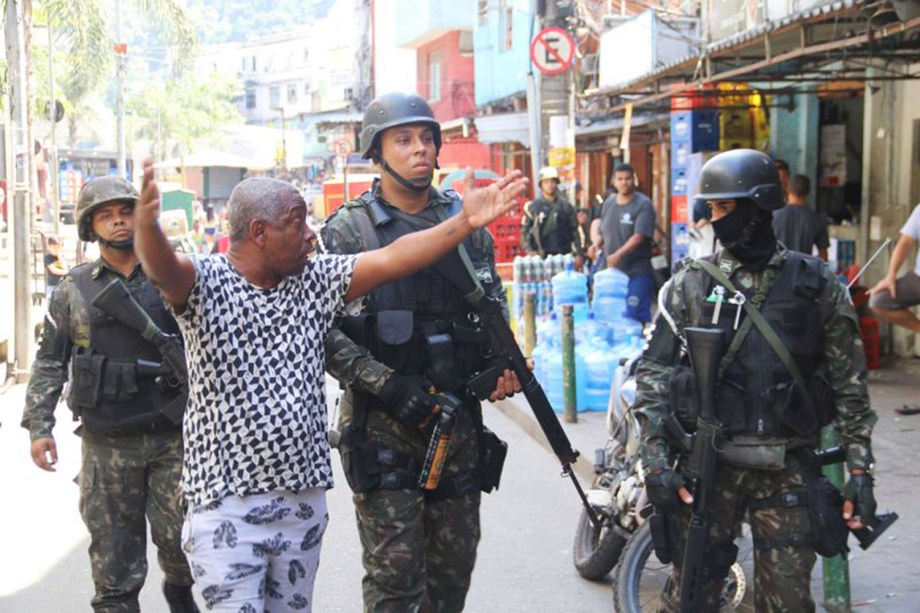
left=592, top=268, right=629, bottom=324
left=552, top=261, right=589, bottom=321
left=584, top=339, right=616, bottom=412
left=546, top=345, right=564, bottom=413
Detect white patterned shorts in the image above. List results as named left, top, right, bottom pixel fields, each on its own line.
left=182, top=488, right=328, bottom=612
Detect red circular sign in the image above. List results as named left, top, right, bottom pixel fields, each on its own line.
left=334, top=139, right=353, bottom=157
left=530, top=27, right=575, bottom=76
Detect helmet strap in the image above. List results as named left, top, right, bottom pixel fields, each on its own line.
left=97, top=237, right=135, bottom=250
left=378, top=156, right=432, bottom=193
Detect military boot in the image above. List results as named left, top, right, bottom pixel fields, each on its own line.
left=162, top=580, right=200, bottom=613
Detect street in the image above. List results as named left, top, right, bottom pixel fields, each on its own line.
left=2, top=364, right=920, bottom=612
left=0, top=378, right=611, bottom=612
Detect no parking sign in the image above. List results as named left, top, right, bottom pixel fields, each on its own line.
left=530, top=27, right=575, bottom=76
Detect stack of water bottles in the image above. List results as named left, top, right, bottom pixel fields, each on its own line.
left=512, top=254, right=570, bottom=323
left=520, top=256, right=646, bottom=414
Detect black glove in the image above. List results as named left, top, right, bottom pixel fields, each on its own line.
left=645, top=469, right=687, bottom=512
left=378, top=374, right=438, bottom=428
left=842, top=472, right=876, bottom=525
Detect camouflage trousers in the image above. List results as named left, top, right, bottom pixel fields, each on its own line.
left=79, top=427, right=193, bottom=612
left=660, top=453, right=817, bottom=613
left=354, top=486, right=481, bottom=613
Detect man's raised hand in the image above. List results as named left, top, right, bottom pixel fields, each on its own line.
left=461, top=168, right=528, bottom=229
left=136, top=159, right=161, bottom=229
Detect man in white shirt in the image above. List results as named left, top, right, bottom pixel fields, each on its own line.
left=869, top=203, right=920, bottom=333
left=132, top=160, right=526, bottom=612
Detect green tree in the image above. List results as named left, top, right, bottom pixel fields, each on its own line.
left=127, top=72, right=243, bottom=160
left=31, top=0, right=197, bottom=145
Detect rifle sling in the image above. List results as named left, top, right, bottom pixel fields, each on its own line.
left=695, top=259, right=817, bottom=418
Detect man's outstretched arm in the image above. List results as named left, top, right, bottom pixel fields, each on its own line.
left=133, top=160, right=197, bottom=311
left=344, top=169, right=527, bottom=302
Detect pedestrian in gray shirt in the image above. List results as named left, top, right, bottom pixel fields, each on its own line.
left=772, top=174, right=829, bottom=260
left=599, top=163, right=657, bottom=323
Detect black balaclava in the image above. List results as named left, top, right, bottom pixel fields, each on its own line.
left=711, top=199, right=776, bottom=271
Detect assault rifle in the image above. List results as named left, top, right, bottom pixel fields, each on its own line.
left=430, top=244, right=600, bottom=527
left=92, top=279, right=188, bottom=424
left=679, top=327, right=726, bottom=612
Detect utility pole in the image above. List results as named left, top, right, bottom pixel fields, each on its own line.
left=6, top=0, right=34, bottom=382
left=115, top=0, right=127, bottom=177
left=47, top=19, right=60, bottom=235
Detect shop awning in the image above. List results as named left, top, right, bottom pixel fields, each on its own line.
left=474, top=112, right=530, bottom=147
left=585, top=0, right=920, bottom=114
left=153, top=152, right=273, bottom=171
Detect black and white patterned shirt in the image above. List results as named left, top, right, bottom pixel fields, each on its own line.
left=174, top=254, right=357, bottom=507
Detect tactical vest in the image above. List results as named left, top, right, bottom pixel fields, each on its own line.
left=529, top=197, right=574, bottom=255
left=692, top=252, right=827, bottom=438
left=70, top=263, right=181, bottom=433
left=342, top=192, right=493, bottom=393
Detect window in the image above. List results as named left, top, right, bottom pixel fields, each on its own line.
left=245, top=88, right=256, bottom=109
left=304, top=47, right=309, bottom=63
left=304, top=82, right=310, bottom=95
left=287, top=84, right=297, bottom=104
left=250, top=55, right=257, bottom=71
left=478, top=0, right=489, bottom=25
left=428, top=52, right=441, bottom=102
left=269, top=86, right=280, bottom=110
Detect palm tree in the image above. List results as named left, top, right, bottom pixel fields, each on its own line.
left=32, top=0, right=197, bottom=145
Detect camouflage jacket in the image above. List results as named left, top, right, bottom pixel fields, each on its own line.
left=634, top=246, right=876, bottom=473
left=520, top=194, right=577, bottom=255
left=21, top=258, right=151, bottom=441
left=321, top=180, right=507, bottom=454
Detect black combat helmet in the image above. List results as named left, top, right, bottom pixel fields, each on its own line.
left=76, top=176, right=140, bottom=242
left=695, top=149, right=785, bottom=211
left=359, top=92, right=442, bottom=159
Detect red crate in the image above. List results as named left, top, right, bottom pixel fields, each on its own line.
left=860, top=317, right=880, bottom=369
left=671, top=195, right=688, bottom=223
left=494, top=242, right=523, bottom=263
left=670, top=84, right=716, bottom=111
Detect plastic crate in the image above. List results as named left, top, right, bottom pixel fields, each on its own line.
left=860, top=317, right=880, bottom=369
left=495, top=241, right=523, bottom=263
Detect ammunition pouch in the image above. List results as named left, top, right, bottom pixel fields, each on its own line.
left=72, top=348, right=142, bottom=409
left=668, top=364, right=698, bottom=429
left=748, top=472, right=847, bottom=557
left=72, top=348, right=107, bottom=409
left=476, top=427, right=508, bottom=493
left=71, top=347, right=183, bottom=433
left=649, top=512, right=675, bottom=564
left=808, top=474, right=848, bottom=557
left=774, top=366, right=836, bottom=438
left=340, top=310, right=490, bottom=394
left=720, top=436, right=787, bottom=471
left=339, top=436, right=422, bottom=494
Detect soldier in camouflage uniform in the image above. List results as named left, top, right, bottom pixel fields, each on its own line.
left=634, top=149, right=877, bottom=612
left=322, top=92, right=520, bottom=613
left=520, top=166, right=577, bottom=256
left=21, top=177, right=198, bottom=613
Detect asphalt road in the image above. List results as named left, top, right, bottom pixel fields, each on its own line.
left=0, top=379, right=612, bottom=612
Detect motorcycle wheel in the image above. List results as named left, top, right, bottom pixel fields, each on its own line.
left=572, top=478, right=629, bottom=581
left=612, top=522, right=755, bottom=612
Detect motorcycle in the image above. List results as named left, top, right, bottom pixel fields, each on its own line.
left=572, top=357, right=646, bottom=580
left=572, top=357, right=754, bottom=611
